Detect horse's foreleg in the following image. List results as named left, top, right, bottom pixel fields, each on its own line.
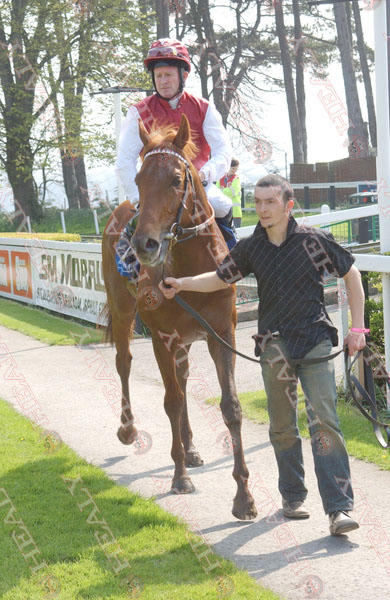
left=176, top=344, right=204, bottom=468
left=152, top=336, right=195, bottom=494
left=111, top=310, right=138, bottom=446
left=207, top=332, right=257, bottom=520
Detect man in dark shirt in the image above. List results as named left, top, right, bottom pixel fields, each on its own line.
left=159, top=174, right=366, bottom=536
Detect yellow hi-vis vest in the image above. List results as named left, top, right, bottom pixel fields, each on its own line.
left=216, top=175, right=242, bottom=218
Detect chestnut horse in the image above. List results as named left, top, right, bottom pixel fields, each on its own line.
left=102, top=114, right=257, bottom=520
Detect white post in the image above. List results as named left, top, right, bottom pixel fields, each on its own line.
left=338, top=278, right=349, bottom=391
left=93, top=209, right=99, bottom=235
left=113, top=93, right=125, bottom=204
left=26, top=216, right=32, bottom=233
left=321, top=204, right=330, bottom=232
left=374, top=0, right=390, bottom=408
left=60, top=211, right=66, bottom=234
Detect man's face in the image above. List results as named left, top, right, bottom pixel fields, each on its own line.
left=254, top=185, right=293, bottom=230
left=228, top=165, right=239, bottom=176
left=154, top=65, right=187, bottom=98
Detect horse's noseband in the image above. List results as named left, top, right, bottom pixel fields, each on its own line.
left=143, top=147, right=215, bottom=246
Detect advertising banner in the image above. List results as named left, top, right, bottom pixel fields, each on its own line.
left=0, top=238, right=107, bottom=324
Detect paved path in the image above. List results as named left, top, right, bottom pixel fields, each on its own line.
left=1, top=312, right=389, bottom=600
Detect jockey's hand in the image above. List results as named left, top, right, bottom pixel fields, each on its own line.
left=159, top=277, right=181, bottom=299
left=344, top=331, right=367, bottom=357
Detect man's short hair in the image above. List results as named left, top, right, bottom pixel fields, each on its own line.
left=256, top=174, right=293, bottom=204
left=231, top=159, right=239, bottom=167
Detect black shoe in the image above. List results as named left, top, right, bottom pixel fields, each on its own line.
left=329, top=511, right=359, bottom=535
left=282, top=500, right=310, bottom=519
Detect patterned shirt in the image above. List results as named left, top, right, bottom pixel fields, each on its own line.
left=216, top=216, right=355, bottom=359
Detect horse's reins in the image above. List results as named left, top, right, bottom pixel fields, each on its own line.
left=345, top=349, right=390, bottom=448
left=145, top=147, right=390, bottom=448
left=172, top=293, right=343, bottom=366
left=172, top=295, right=390, bottom=448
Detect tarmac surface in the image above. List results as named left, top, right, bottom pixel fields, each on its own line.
left=1, top=306, right=389, bottom=600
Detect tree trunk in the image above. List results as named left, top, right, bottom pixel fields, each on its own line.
left=293, top=0, right=307, bottom=162
left=275, top=0, right=304, bottom=163
left=9, top=178, right=40, bottom=225
left=188, top=0, right=211, bottom=102
left=74, top=156, right=90, bottom=209
left=61, top=156, right=80, bottom=210
left=352, top=2, right=377, bottom=149
left=333, top=2, right=369, bottom=158
left=198, top=0, right=226, bottom=120
left=1, top=50, right=42, bottom=220
left=5, top=124, right=42, bottom=221
left=155, top=0, right=169, bottom=37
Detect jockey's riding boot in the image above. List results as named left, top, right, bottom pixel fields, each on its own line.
left=215, top=208, right=239, bottom=250
left=115, top=207, right=140, bottom=280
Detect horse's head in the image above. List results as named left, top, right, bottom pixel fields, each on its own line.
left=132, top=114, right=207, bottom=267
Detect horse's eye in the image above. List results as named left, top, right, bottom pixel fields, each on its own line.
left=172, top=176, right=182, bottom=187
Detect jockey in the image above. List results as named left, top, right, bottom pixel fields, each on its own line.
left=115, top=38, right=237, bottom=279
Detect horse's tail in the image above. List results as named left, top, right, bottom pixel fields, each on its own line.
left=98, top=303, right=114, bottom=346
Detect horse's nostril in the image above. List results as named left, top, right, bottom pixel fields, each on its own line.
left=145, top=238, right=159, bottom=252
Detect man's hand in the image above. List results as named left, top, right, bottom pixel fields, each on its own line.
left=158, top=277, right=181, bottom=299
left=344, top=331, right=367, bottom=356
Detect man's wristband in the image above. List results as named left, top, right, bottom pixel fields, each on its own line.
left=350, top=327, right=370, bottom=333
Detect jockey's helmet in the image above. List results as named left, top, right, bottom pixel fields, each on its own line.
left=144, top=38, right=191, bottom=72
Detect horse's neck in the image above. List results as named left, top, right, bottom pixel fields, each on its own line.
left=171, top=180, right=228, bottom=275
left=187, top=177, right=212, bottom=225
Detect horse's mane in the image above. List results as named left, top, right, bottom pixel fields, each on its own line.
left=141, top=122, right=198, bottom=163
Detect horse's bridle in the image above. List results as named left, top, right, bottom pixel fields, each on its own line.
left=143, top=147, right=215, bottom=245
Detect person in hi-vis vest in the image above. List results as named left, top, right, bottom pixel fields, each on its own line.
left=217, top=159, right=242, bottom=228
left=115, top=38, right=237, bottom=278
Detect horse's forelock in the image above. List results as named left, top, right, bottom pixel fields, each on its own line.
left=141, top=122, right=198, bottom=163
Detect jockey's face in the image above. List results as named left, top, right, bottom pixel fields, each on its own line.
left=154, top=65, right=188, bottom=99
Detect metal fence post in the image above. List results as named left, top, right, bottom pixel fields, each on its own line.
left=328, top=185, right=336, bottom=210
left=304, top=186, right=310, bottom=210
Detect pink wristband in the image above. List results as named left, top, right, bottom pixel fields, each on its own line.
left=350, top=328, right=370, bottom=333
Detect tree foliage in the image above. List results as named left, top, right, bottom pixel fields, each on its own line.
left=0, top=0, right=148, bottom=218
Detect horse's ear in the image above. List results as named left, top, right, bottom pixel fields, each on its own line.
left=173, top=114, right=190, bottom=150
left=138, top=119, right=150, bottom=147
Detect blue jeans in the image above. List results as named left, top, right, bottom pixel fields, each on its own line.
left=260, top=337, right=354, bottom=515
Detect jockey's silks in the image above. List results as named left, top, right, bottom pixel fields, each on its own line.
left=135, top=92, right=210, bottom=170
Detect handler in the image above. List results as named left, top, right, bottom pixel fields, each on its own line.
left=115, top=38, right=236, bottom=277
left=217, top=158, right=242, bottom=228
left=158, top=173, right=366, bottom=536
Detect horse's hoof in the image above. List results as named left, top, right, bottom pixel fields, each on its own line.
left=171, top=477, right=195, bottom=494
left=185, top=451, right=204, bottom=468
left=117, top=425, right=138, bottom=445
left=232, top=496, right=258, bottom=521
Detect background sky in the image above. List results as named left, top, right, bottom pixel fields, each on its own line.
left=183, top=5, right=376, bottom=185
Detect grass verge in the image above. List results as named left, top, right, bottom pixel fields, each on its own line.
left=208, top=388, right=390, bottom=471
left=0, top=298, right=103, bottom=345
left=0, top=398, right=280, bottom=600
left=0, top=233, right=81, bottom=241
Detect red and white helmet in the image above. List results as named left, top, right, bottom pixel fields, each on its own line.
left=144, top=38, right=191, bottom=72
